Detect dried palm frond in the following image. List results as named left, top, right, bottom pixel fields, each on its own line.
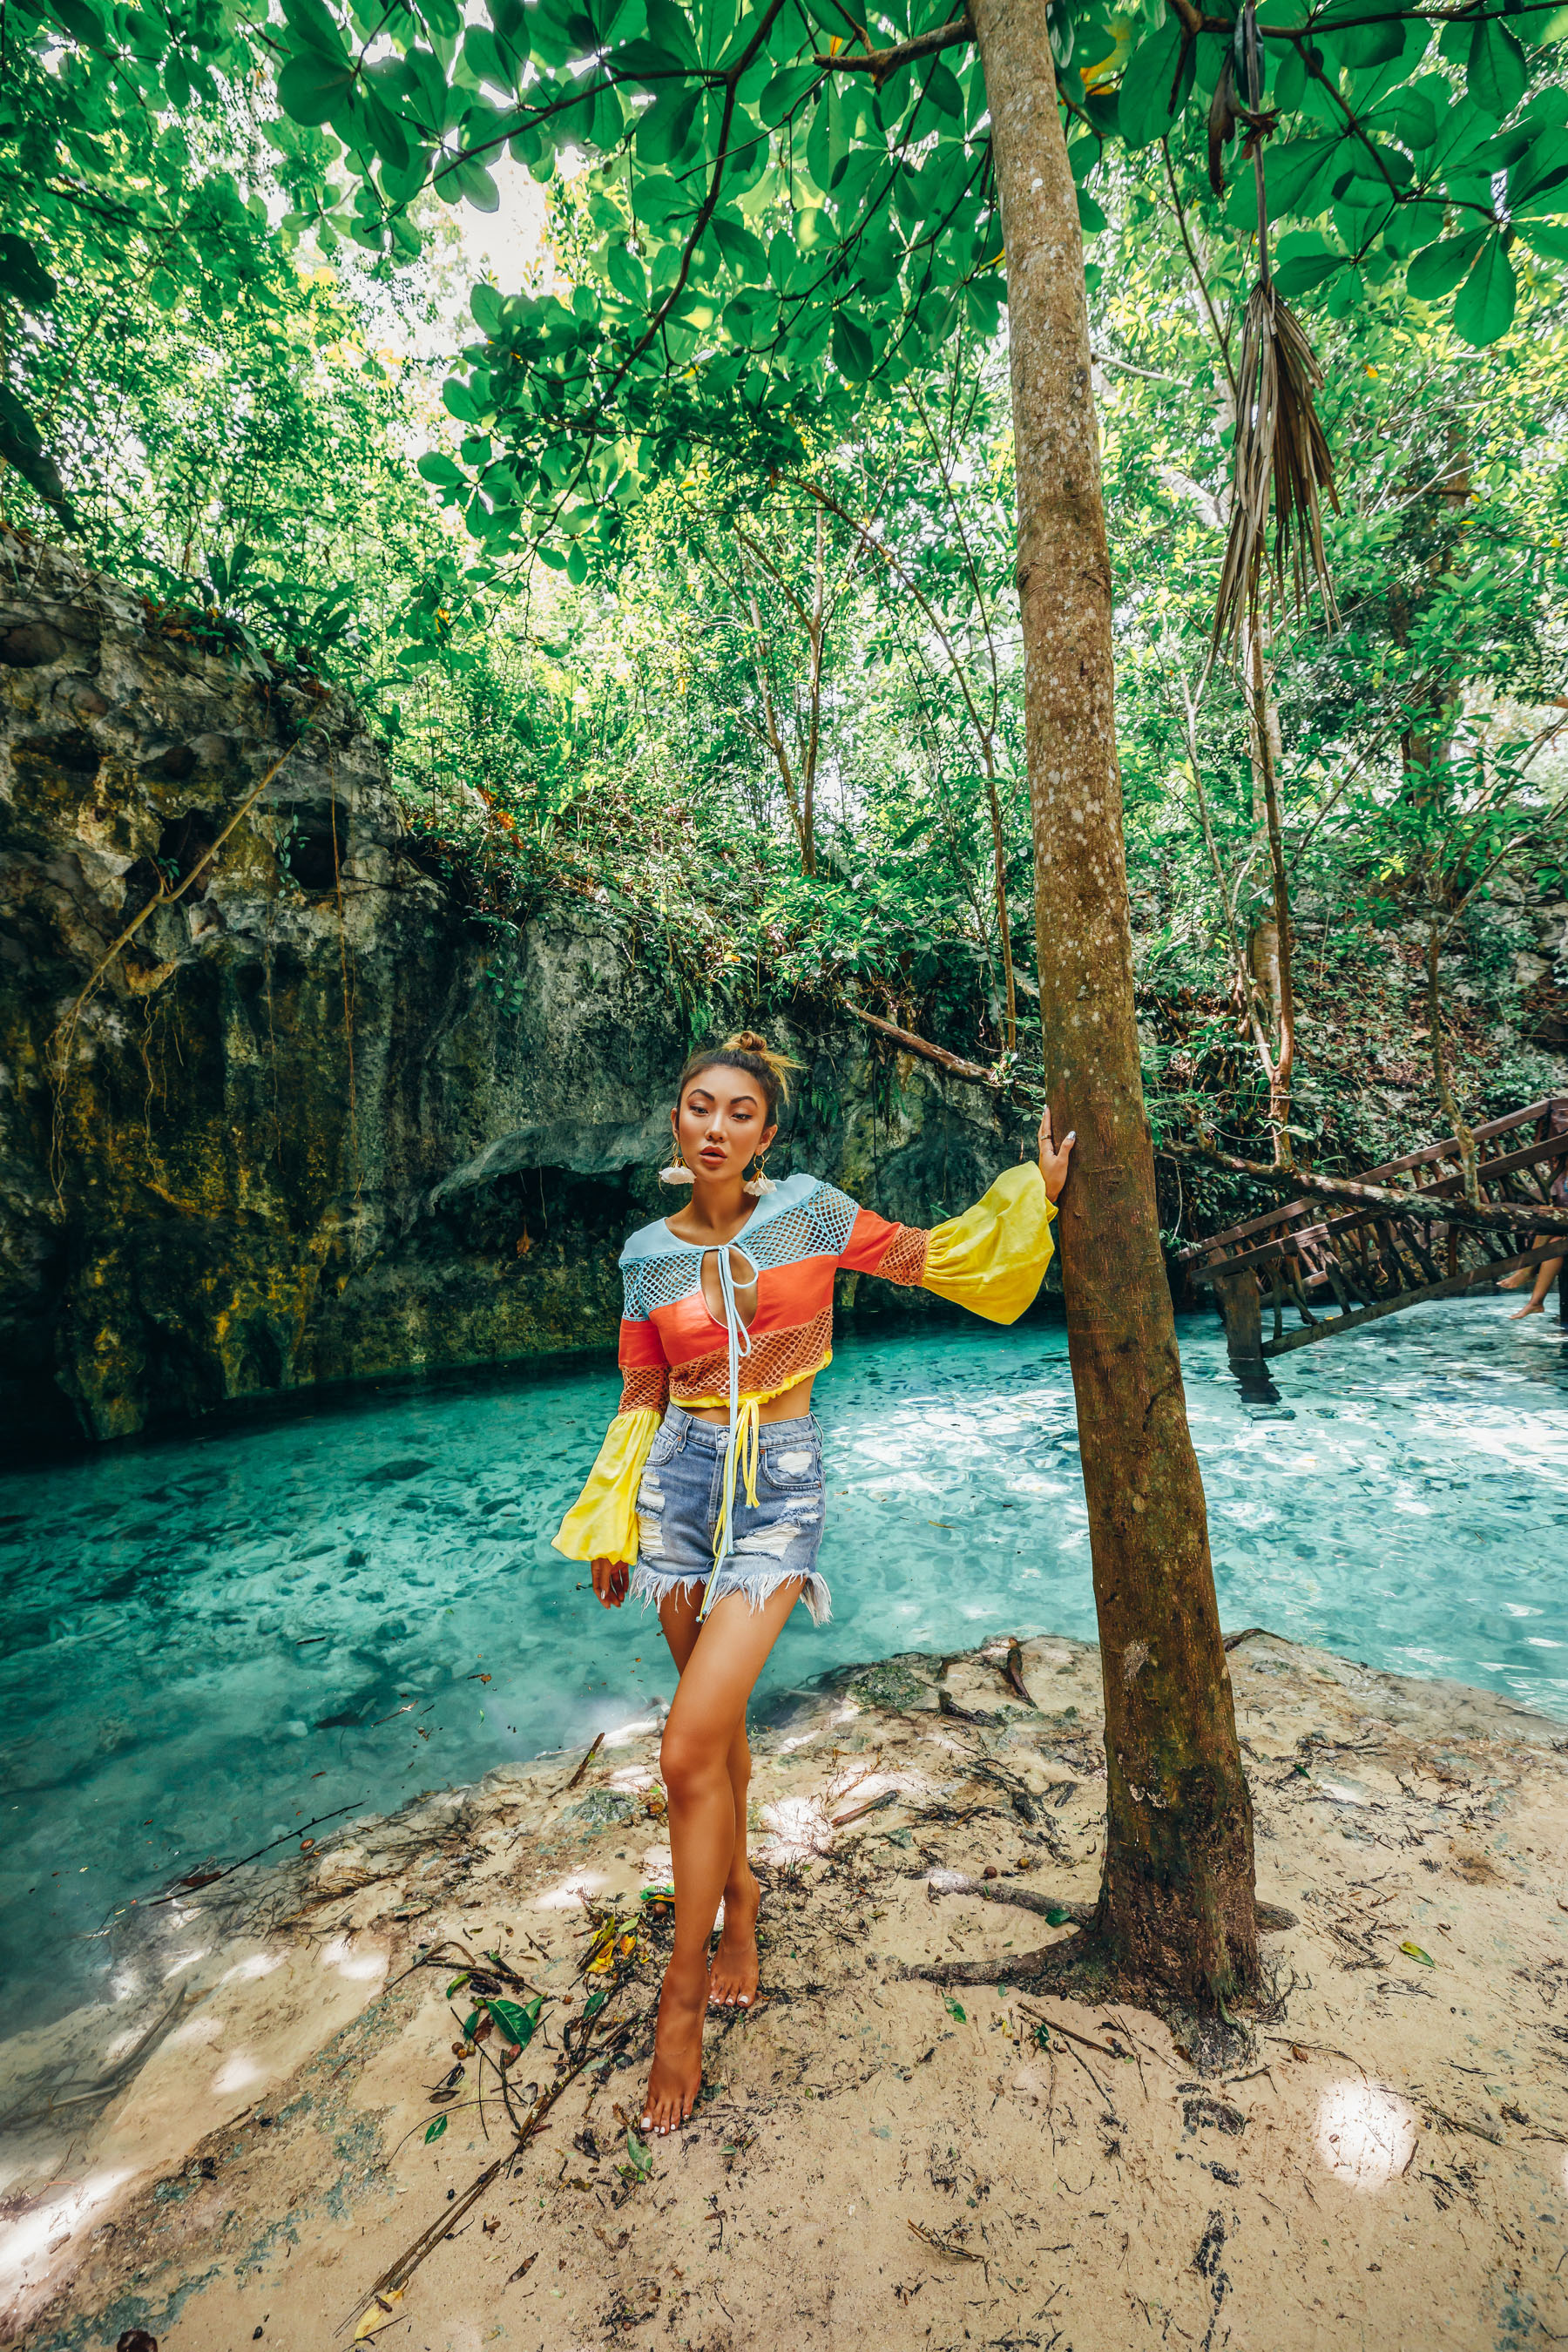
left=1213, top=278, right=1341, bottom=645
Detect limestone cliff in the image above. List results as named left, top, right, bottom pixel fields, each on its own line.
left=0, top=531, right=1034, bottom=1457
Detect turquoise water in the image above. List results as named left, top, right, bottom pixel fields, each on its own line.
left=2, top=1295, right=1565, bottom=2035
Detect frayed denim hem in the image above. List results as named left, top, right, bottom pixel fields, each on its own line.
left=627, top=1562, right=832, bottom=1628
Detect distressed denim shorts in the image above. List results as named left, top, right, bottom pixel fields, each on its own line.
left=629, top=1406, right=830, bottom=1626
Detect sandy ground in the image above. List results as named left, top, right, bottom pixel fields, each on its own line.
left=4, top=1628, right=1568, bottom=2352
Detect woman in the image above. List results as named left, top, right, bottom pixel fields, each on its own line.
left=553, top=1031, right=1073, bottom=2135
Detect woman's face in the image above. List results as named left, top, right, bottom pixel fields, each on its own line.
left=672, top=1066, right=778, bottom=1183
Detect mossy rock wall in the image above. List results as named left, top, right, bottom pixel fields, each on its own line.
left=0, top=531, right=1041, bottom=1458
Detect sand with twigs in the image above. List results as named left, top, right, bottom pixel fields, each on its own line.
left=4, top=1628, right=1568, bottom=2352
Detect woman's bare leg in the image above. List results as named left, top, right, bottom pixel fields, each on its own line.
left=643, top=1580, right=802, bottom=2135
left=654, top=1589, right=762, bottom=2007
left=1511, top=1255, right=1563, bottom=1317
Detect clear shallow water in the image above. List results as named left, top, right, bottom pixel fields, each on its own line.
left=2, top=1294, right=1565, bottom=2035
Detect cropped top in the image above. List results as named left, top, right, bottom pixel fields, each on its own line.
left=552, top=1162, right=1056, bottom=1574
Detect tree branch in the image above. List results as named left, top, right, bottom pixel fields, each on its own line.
left=841, top=1001, right=998, bottom=1086
left=814, top=15, right=974, bottom=80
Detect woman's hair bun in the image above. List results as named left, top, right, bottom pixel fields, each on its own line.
left=675, top=1031, right=803, bottom=1117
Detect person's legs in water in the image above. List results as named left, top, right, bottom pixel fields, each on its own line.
left=643, top=1579, right=802, bottom=2135
left=656, top=1585, right=764, bottom=2011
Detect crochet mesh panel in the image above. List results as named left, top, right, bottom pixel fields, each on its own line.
left=618, top=1365, right=670, bottom=1415
left=878, top=1225, right=929, bottom=1288
left=622, top=1183, right=861, bottom=1321
left=669, top=1310, right=834, bottom=1405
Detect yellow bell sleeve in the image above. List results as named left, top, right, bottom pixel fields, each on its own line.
left=920, top=1161, right=1056, bottom=1324
left=551, top=1408, right=661, bottom=1565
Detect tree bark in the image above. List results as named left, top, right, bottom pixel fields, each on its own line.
left=971, top=0, right=1258, bottom=2002
left=1426, top=921, right=1480, bottom=1205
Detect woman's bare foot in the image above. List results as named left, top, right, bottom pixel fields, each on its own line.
left=1498, top=1267, right=1530, bottom=1290
left=709, top=1869, right=760, bottom=2008
left=1511, top=1299, right=1545, bottom=1318
left=641, top=1952, right=706, bottom=2137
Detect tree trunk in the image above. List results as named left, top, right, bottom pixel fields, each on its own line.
left=1426, top=920, right=1480, bottom=1204
left=971, top=0, right=1258, bottom=2002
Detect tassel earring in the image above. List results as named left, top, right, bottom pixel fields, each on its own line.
left=743, top=1154, right=777, bottom=1198
left=659, top=1145, right=694, bottom=1188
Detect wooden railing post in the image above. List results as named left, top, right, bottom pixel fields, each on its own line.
left=1210, top=1266, right=1281, bottom=1403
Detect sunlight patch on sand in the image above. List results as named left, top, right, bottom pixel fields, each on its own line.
left=1315, top=2081, right=1417, bottom=2188
left=0, top=2172, right=132, bottom=2289
left=321, top=1936, right=388, bottom=1982
left=212, top=2051, right=267, bottom=2096
left=531, top=1871, right=612, bottom=1912
left=220, top=1950, right=287, bottom=1985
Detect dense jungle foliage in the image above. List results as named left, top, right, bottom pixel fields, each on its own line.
left=3, top=0, right=1566, bottom=1225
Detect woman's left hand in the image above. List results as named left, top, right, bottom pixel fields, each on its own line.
left=1038, top=1105, right=1076, bottom=1204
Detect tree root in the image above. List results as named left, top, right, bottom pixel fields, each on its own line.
left=916, top=1869, right=1298, bottom=1978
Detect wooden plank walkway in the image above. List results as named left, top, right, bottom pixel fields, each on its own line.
left=1178, top=1094, right=1568, bottom=1399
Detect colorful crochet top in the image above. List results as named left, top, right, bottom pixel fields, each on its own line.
left=553, top=1162, right=1056, bottom=1568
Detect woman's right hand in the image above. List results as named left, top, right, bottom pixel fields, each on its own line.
left=591, top=1557, right=631, bottom=1609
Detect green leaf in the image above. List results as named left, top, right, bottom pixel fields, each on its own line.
left=1044, top=1904, right=1072, bottom=1927
left=633, top=172, right=697, bottom=226
left=1517, top=217, right=1568, bottom=260
left=278, top=53, right=356, bottom=125
left=44, top=0, right=107, bottom=45
left=1077, top=187, right=1107, bottom=233
left=1117, top=13, right=1189, bottom=152
left=445, top=157, right=501, bottom=212
left=582, top=1986, right=610, bottom=2019
left=362, top=89, right=411, bottom=169
left=471, top=281, right=506, bottom=335
left=1320, top=0, right=1405, bottom=70
left=760, top=64, right=820, bottom=125
left=1264, top=134, right=1341, bottom=219
left=283, top=0, right=348, bottom=60
left=625, top=2126, right=653, bottom=2177
left=418, top=451, right=465, bottom=487
left=1398, top=1940, right=1435, bottom=1966
left=460, top=2006, right=481, bottom=2038
left=425, top=2113, right=449, bottom=2142
left=443, top=1972, right=471, bottom=1997
left=944, top=1997, right=966, bottom=2022
left=565, top=543, right=589, bottom=585
left=641, top=0, right=701, bottom=68
left=1452, top=232, right=1517, bottom=345
left=713, top=214, right=768, bottom=278
left=485, top=1994, right=544, bottom=2049
left=1274, top=249, right=1343, bottom=299
left=605, top=240, right=645, bottom=301
left=1468, top=16, right=1526, bottom=118
left=0, top=234, right=57, bottom=309
left=1382, top=197, right=1445, bottom=259
left=831, top=309, right=874, bottom=380
left=924, top=60, right=964, bottom=118
left=1406, top=230, right=1487, bottom=301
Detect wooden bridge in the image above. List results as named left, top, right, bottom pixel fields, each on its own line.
left=1179, top=1095, right=1568, bottom=1400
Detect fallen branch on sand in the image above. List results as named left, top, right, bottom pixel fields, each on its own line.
left=909, top=1872, right=1300, bottom=1985
left=342, top=1943, right=635, bottom=2335
left=926, top=1869, right=1094, bottom=1928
